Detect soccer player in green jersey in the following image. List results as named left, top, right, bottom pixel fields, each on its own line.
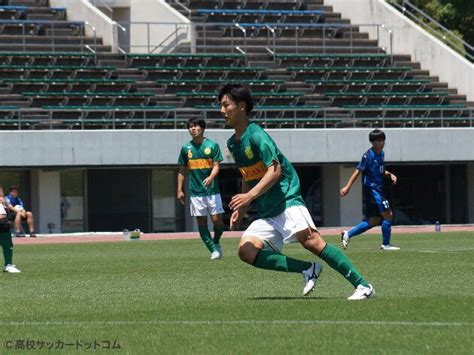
left=177, top=117, right=225, bottom=259
left=219, top=84, right=374, bottom=300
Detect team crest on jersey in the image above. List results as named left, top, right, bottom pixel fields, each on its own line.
left=204, top=147, right=211, bottom=155
left=244, top=146, right=254, bottom=159
left=187, top=149, right=193, bottom=159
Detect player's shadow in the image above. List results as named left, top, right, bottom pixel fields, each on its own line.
left=249, top=296, right=329, bottom=301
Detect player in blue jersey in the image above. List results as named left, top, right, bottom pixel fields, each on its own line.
left=340, top=129, right=400, bottom=250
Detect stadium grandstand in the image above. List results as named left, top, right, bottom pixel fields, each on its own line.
left=0, top=0, right=472, bottom=234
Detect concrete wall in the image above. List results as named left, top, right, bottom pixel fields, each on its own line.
left=50, top=0, right=118, bottom=52
left=324, top=0, right=474, bottom=101
left=14, top=133, right=474, bottom=232
left=0, top=128, right=472, bottom=167
left=322, top=165, right=363, bottom=227
left=129, top=0, right=193, bottom=53
left=31, top=170, right=61, bottom=233
left=5, top=128, right=473, bottom=230
left=112, top=7, right=130, bottom=50
left=339, top=165, right=363, bottom=227
left=322, top=165, right=340, bottom=226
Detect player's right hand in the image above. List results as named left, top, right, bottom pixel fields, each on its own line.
left=340, top=186, right=350, bottom=196
left=177, top=191, right=185, bottom=205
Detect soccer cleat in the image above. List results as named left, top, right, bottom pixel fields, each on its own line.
left=380, top=244, right=400, bottom=250
left=29, top=233, right=37, bottom=238
left=4, top=264, right=21, bottom=273
left=210, top=251, right=221, bottom=260
left=347, top=283, right=375, bottom=300
left=341, top=230, right=350, bottom=250
left=215, top=244, right=222, bottom=255
left=302, top=262, right=323, bottom=296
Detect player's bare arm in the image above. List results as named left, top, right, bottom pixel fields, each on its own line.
left=229, top=161, right=281, bottom=230
left=203, top=161, right=220, bottom=188
left=176, top=165, right=187, bottom=204
left=229, top=160, right=281, bottom=211
left=340, top=169, right=361, bottom=196
left=230, top=181, right=250, bottom=230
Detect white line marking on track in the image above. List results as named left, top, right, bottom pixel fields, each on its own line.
left=1, top=320, right=472, bottom=327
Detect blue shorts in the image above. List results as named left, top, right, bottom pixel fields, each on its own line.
left=363, top=187, right=390, bottom=218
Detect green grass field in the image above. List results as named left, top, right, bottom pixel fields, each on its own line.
left=0, top=232, right=472, bottom=354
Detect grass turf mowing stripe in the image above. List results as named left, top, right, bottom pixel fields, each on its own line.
left=2, top=320, right=472, bottom=327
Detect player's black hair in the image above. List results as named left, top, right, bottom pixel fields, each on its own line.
left=187, top=117, right=206, bottom=130
left=369, top=129, right=386, bottom=142
left=218, top=83, right=254, bottom=114
left=9, top=185, right=19, bottom=192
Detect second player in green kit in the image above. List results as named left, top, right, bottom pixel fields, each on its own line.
left=177, top=118, right=225, bottom=259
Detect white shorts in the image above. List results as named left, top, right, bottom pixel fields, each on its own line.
left=242, top=205, right=317, bottom=252
left=190, top=194, right=224, bottom=217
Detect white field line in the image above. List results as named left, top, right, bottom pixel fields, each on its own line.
left=418, top=247, right=474, bottom=253
left=0, top=320, right=472, bottom=327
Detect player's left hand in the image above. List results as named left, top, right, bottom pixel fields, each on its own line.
left=390, top=174, right=397, bottom=184
left=202, top=177, right=213, bottom=188
left=229, top=193, right=252, bottom=211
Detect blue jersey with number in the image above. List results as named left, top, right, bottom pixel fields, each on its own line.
left=357, top=148, right=385, bottom=190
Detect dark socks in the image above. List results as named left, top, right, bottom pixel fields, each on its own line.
left=213, top=225, right=224, bottom=245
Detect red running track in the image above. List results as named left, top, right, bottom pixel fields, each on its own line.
left=12, top=225, right=474, bottom=245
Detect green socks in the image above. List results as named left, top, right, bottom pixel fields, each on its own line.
left=198, top=224, right=224, bottom=253
left=213, top=225, right=225, bottom=245
left=253, top=249, right=312, bottom=273
left=319, top=244, right=369, bottom=287
left=198, top=225, right=217, bottom=253
left=249, top=244, right=369, bottom=289
left=0, top=231, right=13, bottom=265
left=248, top=242, right=369, bottom=289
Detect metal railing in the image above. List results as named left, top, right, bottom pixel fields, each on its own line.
left=224, top=22, right=393, bottom=57
left=0, top=107, right=472, bottom=130
left=0, top=19, right=391, bottom=56
left=0, top=0, right=48, bottom=4
left=115, top=22, right=127, bottom=55
left=90, top=0, right=114, bottom=18
left=171, top=0, right=192, bottom=19
left=387, top=0, right=473, bottom=61
left=0, top=19, right=97, bottom=53
left=116, top=21, right=194, bottom=54
left=115, top=21, right=392, bottom=56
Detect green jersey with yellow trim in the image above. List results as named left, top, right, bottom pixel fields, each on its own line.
left=178, top=138, right=223, bottom=197
left=227, top=123, right=304, bottom=218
